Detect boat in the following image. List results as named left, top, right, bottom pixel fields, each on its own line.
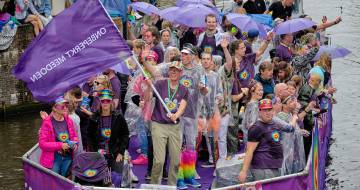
left=22, top=96, right=332, bottom=190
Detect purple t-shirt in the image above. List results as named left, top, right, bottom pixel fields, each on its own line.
left=52, top=118, right=70, bottom=143
left=151, top=79, right=189, bottom=124
left=235, top=53, right=256, bottom=87
left=248, top=120, right=285, bottom=169
left=231, top=80, right=241, bottom=95
left=275, top=44, right=293, bottom=62
left=151, top=44, right=164, bottom=64
left=200, top=34, right=217, bottom=55
left=98, top=116, right=112, bottom=151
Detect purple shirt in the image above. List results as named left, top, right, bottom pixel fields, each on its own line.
left=275, top=44, right=293, bottom=62
left=235, top=53, right=256, bottom=87
left=98, top=116, right=112, bottom=151
left=231, top=80, right=241, bottom=95
left=200, top=34, right=217, bottom=55
left=248, top=119, right=292, bottom=169
left=52, top=117, right=69, bottom=143
left=151, top=79, right=189, bottom=124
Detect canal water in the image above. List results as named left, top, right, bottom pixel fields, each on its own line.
left=0, top=0, right=360, bottom=189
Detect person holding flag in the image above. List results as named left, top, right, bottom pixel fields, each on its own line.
left=147, top=61, right=189, bottom=186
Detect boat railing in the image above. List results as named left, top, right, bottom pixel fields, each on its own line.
left=214, top=156, right=312, bottom=190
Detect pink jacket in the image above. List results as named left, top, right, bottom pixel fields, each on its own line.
left=38, top=115, right=79, bottom=169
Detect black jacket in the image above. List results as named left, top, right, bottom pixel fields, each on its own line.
left=88, top=111, right=129, bottom=158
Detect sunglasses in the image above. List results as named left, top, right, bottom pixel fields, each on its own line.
left=94, top=81, right=103, bottom=86
left=55, top=102, right=69, bottom=110
left=100, top=99, right=112, bottom=104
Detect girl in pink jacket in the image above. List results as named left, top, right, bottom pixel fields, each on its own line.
left=38, top=97, right=79, bottom=177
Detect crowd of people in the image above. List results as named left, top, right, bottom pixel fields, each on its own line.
left=2, top=0, right=343, bottom=189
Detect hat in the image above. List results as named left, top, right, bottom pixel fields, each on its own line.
left=247, top=29, right=259, bottom=38
left=99, top=89, right=113, bottom=100
left=181, top=43, right=196, bottom=55
left=181, top=47, right=195, bottom=55
left=55, top=96, right=68, bottom=104
left=169, top=61, right=183, bottom=71
left=258, top=99, right=273, bottom=110
left=145, top=51, right=159, bottom=62
left=282, top=95, right=295, bottom=104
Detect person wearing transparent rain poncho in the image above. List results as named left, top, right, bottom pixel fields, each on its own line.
left=277, top=95, right=309, bottom=175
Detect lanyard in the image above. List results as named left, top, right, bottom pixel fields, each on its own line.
left=167, top=79, right=179, bottom=101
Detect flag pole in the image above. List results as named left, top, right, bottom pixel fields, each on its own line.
left=130, top=55, right=176, bottom=122
left=97, top=0, right=175, bottom=122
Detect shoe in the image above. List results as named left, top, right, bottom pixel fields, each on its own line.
left=145, top=172, right=151, bottom=180
left=184, top=178, right=201, bottom=188
left=201, top=161, right=215, bottom=168
left=130, top=169, right=139, bottom=183
left=131, top=154, right=148, bottom=165
left=162, top=170, right=168, bottom=180
left=177, top=179, right=188, bottom=190
left=194, top=170, right=201, bottom=180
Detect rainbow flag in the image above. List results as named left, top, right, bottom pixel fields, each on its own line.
left=312, top=121, right=320, bottom=190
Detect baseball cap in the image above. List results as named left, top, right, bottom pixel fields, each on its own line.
left=168, top=61, right=183, bottom=71
left=247, top=29, right=259, bottom=38
left=258, top=99, right=273, bottom=110
left=145, top=51, right=159, bottom=62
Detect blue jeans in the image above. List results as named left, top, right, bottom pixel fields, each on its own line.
left=52, top=152, right=72, bottom=177
left=135, top=117, right=149, bottom=156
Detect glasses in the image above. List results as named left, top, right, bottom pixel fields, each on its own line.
left=94, top=81, right=103, bottom=86
left=55, top=103, right=69, bottom=110
left=100, top=99, right=112, bottom=104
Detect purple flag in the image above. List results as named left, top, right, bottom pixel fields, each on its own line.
left=12, top=0, right=132, bottom=102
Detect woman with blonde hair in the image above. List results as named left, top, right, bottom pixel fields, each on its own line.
left=310, top=53, right=337, bottom=96
left=164, top=46, right=180, bottom=63
left=88, top=89, right=129, bottom=176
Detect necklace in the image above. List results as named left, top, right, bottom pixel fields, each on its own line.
left=167, top=79, right=179, bottom=101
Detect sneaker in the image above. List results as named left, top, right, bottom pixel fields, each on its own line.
left=162, top=170, right=168, bottom=180
left=177, top=179, right=188, bottom=190
left=184, top=178, right=201, bottom=188
left=194, top=170, right=201, bottom=180
left=131, top=154, right=148, bottom=165
left=201, top=161, right=215, bottom=168
left=145, top=172, right=151, bottom=180
left=130, top=169, right=139, bottom=183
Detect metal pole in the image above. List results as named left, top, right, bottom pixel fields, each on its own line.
left=130, top=56, right=175, bottom=120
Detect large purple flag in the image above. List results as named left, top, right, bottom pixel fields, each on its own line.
left=12, top=0, right=132, bottom=102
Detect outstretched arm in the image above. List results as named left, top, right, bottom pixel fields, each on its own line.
left=255, top=32, right=274, bottom=63
left=220, top=38, right=233, bottom=72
